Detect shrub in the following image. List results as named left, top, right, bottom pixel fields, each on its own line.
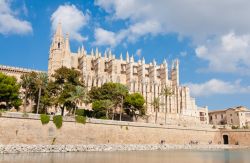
left=53, top=115, right=63, bottom=129
left=232, top=125, right=239, bottom=129
left=75, top=115, right=86, bottom=124
left=40, top=114, right=50, bottom=125
left=243, top=125, right=249, bottom=129
left=75, top=109, right=85, bottom=116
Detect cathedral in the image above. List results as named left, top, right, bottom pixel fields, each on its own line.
left=48, top=23, right=209, bottom=124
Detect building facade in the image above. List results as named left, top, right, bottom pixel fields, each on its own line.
left=209, top=106, right=250, bottom=128
left=48, top=23, right=208, bottom=124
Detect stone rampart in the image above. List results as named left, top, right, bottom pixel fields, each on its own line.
left=0, top=114, right=250, bottom=146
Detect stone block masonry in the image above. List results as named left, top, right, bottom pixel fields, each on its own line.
left=0, top=117, right=250, bottom=146
left=0, top=117, right=219, bottom=145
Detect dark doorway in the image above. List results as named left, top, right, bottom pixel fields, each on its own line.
left=223, top=135, right=229, bottom=144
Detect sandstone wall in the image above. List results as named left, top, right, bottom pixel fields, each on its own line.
left=0, top=117, right=221, bottom=145
left=221, top=130, right=250, bottom=145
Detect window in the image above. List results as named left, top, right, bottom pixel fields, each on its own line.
left=210, top=116, right=212, bottom=121
left=121, top=64, right=126, bottom=74
left=231, top=119, right=233, bottom=123
left=237, top=113, right=239, bottom=116
left=215, top=115, right=217, bottom=119
left=58, top=42, right=60, bottom=48
left=133, top=66, right=138, bottom=75
left=145, top=68, right=149, bottom=77
left=221, top=114, right=223, bottom=119
left=230, top=114, right=232, bottom=116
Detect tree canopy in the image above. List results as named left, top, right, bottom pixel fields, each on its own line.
left=20, top=72, right=49, bottom=113
left=50, top=67, right=86, bottom=115
left=0, top=72, right=21, bottom=109
left=124, top=92, right=145, bottom=119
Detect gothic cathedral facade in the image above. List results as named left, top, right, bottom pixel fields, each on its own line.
left=48, top=23, right=208, bottom=124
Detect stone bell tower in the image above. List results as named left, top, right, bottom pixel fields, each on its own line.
left=48, top=22, right=65, bottom=77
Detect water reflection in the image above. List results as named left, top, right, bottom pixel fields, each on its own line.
left=1, top=150, right=249, bottom=163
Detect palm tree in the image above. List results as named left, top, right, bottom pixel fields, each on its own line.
left=151, top=97, right=160, bottom=124
left=162, top=87, right=173, bottom=124
left=20, top=74, right=32, bottom=113
left=36, top=73, right=48, bottom=114
left=101, top=100, right=114, bottom=119
left=68, top=85, right=89, bottom=116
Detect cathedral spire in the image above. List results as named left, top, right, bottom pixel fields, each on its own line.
left=91, top=48, right=94, bottom=57
left=120, top=53, right=123, bottom=61
left=55, top=22, right=63, bottom=37
left=142, top=57, right=145, bottom=64
left=104, top=50, right=107, bottom=59
left=108, top=49, right=112, bottom=59
left=126, top=51, right=129, bottom=62
left=163, top=58, right=167, bottom=65
left=130, top=55, right=134, bottom=63
left=95, top=48, right=99, bottom=57
left=77, top=47, right=80, bottom=54
left=153, top=59, right=156, bottom=66
left=65, top=33, right=71, bottom=53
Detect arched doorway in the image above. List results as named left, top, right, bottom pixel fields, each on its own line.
left=223, top=135, right=229, bottom=144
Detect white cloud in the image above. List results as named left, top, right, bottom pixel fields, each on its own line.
left=0, top=0, right=32, bottom=35
left=94, top=28, right=116, bottom=46
left=93, top=20, right=161, bottom=47
left=95, top=0, right=250, bottom=45
left=51, top=4, right=89, bottom=42
left=186, top=79, right=250, bottom=97
left=195, top=32, right=250, bottom=74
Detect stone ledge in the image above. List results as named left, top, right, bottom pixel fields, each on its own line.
left=0, top=144, right=248, bottom=154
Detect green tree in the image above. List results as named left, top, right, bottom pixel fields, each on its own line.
left=51, top=67, right=83, bottom=116
left=20, top=72, right=50, bottom=114
left=91, top=99, right=113, bottom=119
left=88, top=82, right=128, bottom=120
left=124, top=93, right=145, bottom=121
left=20, top=72, right=33, bottom=112
left=151, top=97, right=160, bottom=124
left=162, top=87, right=173, bottom=124
left=0, top=72, right=21, bottom=110
left=35, top=73, right=48, bottom=114
left=68, top=85, right=89, bottom=116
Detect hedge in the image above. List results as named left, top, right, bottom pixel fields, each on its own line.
left=53, top=115, right=63, bottom=129
left=75, top=115, right=86, bottom=124
left=40, top=114, right=50, bottom=125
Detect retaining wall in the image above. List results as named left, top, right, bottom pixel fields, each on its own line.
left=1, top=114, right=250, bottom=145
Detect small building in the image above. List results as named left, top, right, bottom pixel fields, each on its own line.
left=198, top=106, right=209, bottom=124
left=209, top=106, right=250, bottom=128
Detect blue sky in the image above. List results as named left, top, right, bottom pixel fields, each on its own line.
left=1, top=0, right=250, bottom=110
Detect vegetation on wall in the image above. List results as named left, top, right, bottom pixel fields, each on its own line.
left=53, top=115, right=63, bottom=129
left=75, top=115, right=86, bottom=124
left=40, top=114, right=50, bottom=125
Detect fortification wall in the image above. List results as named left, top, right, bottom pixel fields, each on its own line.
left=1, top=117, right=250, bottom=145
left=221, top=130, right=250, bottom=145
left=0, top=117, right=220, bottom=145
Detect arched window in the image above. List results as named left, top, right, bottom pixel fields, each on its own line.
left=58, top=42, right=60, bottom=48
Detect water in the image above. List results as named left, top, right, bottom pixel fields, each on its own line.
left=1, top=150, right=249, bottom=163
